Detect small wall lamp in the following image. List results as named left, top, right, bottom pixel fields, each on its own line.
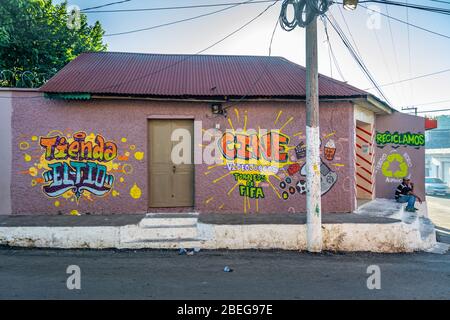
left=210, top=103, right=227, bottom=117
left=343, top=0, right=358, bottom=10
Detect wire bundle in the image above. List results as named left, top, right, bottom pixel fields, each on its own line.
left=279, top=0, right=330, bottom=30
left=325, top=14, right=392, bottom=105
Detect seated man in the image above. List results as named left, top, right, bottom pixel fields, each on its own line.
left=395, top=178, right=422, bottom=212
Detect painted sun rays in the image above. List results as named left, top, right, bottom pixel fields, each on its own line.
left=203, top=108, right=297, bottom=213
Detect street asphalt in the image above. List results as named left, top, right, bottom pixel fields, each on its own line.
left=0, top=248, right=448, bottom=299
left=0, top=196, right=448, bottom=300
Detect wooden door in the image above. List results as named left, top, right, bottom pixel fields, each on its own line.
left=148, top=120, right=194, bottom=207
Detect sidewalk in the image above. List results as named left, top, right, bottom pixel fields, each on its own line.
left=198, top=212, right=400, bottom=225
left=0, top=214, right=145, bottom=227
left=0, top=212, right=400, bottom=227
left=0, top=209, right=443, bottom=252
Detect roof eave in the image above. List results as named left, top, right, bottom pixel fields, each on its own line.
left=351, top=94, right=395, bottom=115
left=41, top=92, right=396, bottom=115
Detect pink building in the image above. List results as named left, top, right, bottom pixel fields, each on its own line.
left=0, top=52, right=426, bottom=216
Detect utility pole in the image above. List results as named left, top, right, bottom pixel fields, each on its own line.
left=279, top=0, right=337, bottom=252
left=305, top=16, right=322, bottom=252
left=402, top=106, right=418, bottom=116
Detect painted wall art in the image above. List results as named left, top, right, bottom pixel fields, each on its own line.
left=202, top=108, right=345, bottom=213
left=374, top=113, right=426, bottom=198
left=374, top=131, right=422, bottom=183
left=18, top=130, right=144, bottom=214
left=375, top=131, right=425, bottom=149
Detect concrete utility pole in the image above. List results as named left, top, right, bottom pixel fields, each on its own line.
left=305, top=16, right=322, bottom=253
left=279, top=0, right=335, bottom=253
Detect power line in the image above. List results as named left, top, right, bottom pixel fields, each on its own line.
left=81, top=0, right=132, bottom=11
left=104, top=0, right=258, bottom=36
left=321, top=16, right=346, bottom=81
left=360, top=5, right=399, bottom=99
left=417, top=108, right=450, bottom=113
left=360, top=3, right=450, bottom=39
left=401, top=98, right=450, bottom=108
left=0, top=1, right=281, bottom=34
left=336, top=1, right=406, bottom=104
left=360, top=0, right=450, bottom=15
left=85, top=0, right=450, bottom=15
left=0, top=2, right=279, bottom=97
left=364, top=68, right=450, bottom=89
left=223, top=17, right=281, bottom=111
left=82, top=0, right=281, bottom=13
left=326, top=13, right=393, bottom=106
left=405, top=0, right=413, bottom=103
left=323, top=18, right=334, bottom=78
left=428, top=0, right=450, bottom=4
left=96, top=1, right=279, bottom=91
left=383, top=2, right=408, bottom=106
left=336, top=5, right=363, bottom=57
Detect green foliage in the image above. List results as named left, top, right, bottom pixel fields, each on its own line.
left=0, top=0, right=107, bottom=87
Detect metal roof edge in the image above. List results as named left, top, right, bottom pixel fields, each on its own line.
left=0, top=87, right=39, bottom=92
left=88, top=93, right=368, bottom=103
left=366, top=94, right=396, bottom=114
left=351, top=94, right=395, bottom=115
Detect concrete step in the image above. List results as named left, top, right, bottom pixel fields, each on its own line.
left=355, top=198, right=404, bottom=219
left=120, top=225, right=198, bottom=242
left=357, top=210, right=401, bottom=217
left=145, top=212, right=199, bottom=217
left=139, top=217, right=198, bottom=228
left=358, top=204, right=403, bottom=212
left=120, top=238, right=206, bottom=249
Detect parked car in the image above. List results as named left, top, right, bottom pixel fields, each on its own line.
left=425, top=177, right=450, bottom=195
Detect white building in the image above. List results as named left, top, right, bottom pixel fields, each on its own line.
left=426, top=149, right=450, bottom=186
left=425, top=115, right=450, bottom=186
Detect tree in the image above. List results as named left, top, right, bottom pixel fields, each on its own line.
left=0, top=0, right=107, bottom=88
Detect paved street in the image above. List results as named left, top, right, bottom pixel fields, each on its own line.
left=427, top=195, right=450, bottom=243
left=0, top=196, right=448, bottom=300
left=0, top=248, right=448, bottom=299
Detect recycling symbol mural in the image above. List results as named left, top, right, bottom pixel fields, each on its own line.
left=381, top=153, right=409, bottom=178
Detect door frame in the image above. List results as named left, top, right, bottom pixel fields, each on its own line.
left=147, top=117, right=195, bottom=209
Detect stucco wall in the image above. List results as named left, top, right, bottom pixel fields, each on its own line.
left=0, top=90, right=12, bottom=215
left=11, top=94, right=356, bottom=215
left=374, top=112, right=426, bottom=199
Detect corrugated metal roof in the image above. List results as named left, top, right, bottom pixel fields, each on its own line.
left=40, top=52, right=369, bottom=99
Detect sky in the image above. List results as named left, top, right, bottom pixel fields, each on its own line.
left=57, top=0, right=450, bottom=116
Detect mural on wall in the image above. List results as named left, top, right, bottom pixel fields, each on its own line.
left=203, top=109, right=345, bottom=213
left=39, top=132, right=117, bottom=199
left=18, top=130, right=144, bottom=214
left=376, top=151, right=413, bottom=182
left=280, top=140, right=338, bottom=200
left=374, top=114, right=426, bottom=199
left=374, top=130, right=419, bottom=184
left=375, top=131, right=425, bottom=149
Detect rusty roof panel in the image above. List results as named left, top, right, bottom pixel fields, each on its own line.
left=40, top=52, right=368, bottom=98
